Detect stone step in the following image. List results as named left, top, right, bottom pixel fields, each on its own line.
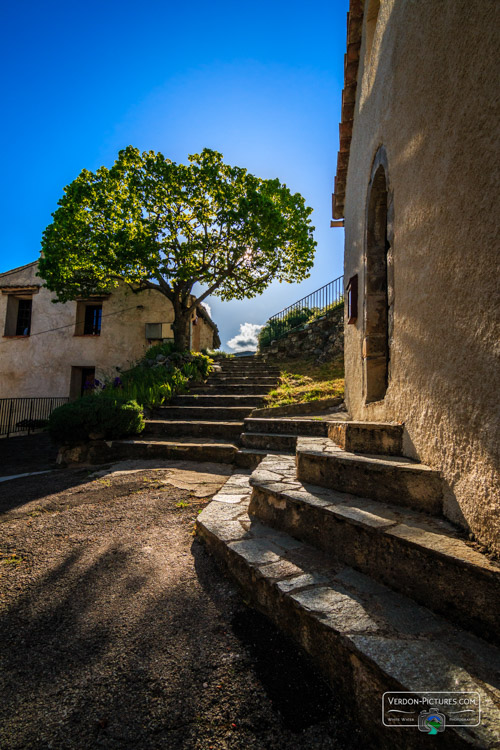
left=296, top=437, right=443, bottom=516
left=157, top=405, right=254, bottom=421
left=190, top=384, right=275, bottom=395
left=144, top=419, right=244, bottom=440
left=106, top=437, right=237, bottom=464
left=244, top=417, right=330, bottom=437
left=234, top=448, right=288, bottom=470
left=214, top=370, right=279, bottom=378
left=172, top=394, right=266, bottom=407
left=207, top=378, right=278, bottom=387
left=329, top=420, right=404, bottom=455
left=248, top=455, right=500, bottom=646
left=215, top=366, right=280, bottom=374
left=196, top=477, right=500, bottom=749
left=240, top=431, right=298, bottom=452
left=209, top=373, right=278, bottom=380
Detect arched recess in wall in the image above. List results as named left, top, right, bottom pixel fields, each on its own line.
left=363, top=147, right=393, bottom=403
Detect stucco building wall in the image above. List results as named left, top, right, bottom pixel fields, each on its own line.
left=0, top=262, right=216, bottom=399
left=342, top=0, right=499, bottom=549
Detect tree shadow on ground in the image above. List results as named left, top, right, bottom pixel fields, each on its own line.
left=0, top=511, right=359, bottom=750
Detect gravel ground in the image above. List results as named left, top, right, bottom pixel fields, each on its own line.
left=0, top=462, right=358, bottom=750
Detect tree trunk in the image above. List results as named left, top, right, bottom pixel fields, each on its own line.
left=172, top=308, right=192, bottom=351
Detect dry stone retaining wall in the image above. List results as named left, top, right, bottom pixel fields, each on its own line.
left=259, top=308, right=343, bottom=362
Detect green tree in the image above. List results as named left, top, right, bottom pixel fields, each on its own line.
left=39, top=147, right=316, bottom=349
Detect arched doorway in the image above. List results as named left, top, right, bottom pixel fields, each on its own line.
left=363, top=151, right=393, bottom=402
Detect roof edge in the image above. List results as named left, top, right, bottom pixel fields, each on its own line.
left=332, top=0, right=364, bottom=220
left=0, top=260, right=39, bottom=278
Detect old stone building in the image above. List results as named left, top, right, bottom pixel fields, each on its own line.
left=0, top=261, right=219, bottom=399
left=333, top=0, right=499, bottom=551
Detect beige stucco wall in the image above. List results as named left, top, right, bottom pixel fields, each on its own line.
left=343, top=0, right=500, bottom=550
left=0, top=262, right=216, bottom=399
left=198, top=318, right=217, bottom=351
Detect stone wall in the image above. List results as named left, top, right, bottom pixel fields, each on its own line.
left=259, top=307, right=343, bottom=362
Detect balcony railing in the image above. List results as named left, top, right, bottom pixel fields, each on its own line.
left=259, top=275, right=344, bottom=348
left=0, top=397, right=69, bottom=438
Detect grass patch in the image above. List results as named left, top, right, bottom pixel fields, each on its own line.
left=265, top=356, right=344, bottom=408
left=0, top=549, right=24, bottom=566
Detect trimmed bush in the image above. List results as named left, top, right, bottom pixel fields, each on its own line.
left=49, top=396, right=144, bottom=445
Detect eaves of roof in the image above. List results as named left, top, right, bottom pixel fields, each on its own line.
left=332, top=0, right=364, bottom=221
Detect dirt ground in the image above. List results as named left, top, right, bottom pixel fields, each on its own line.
left=0, top=453, right=357, bottom=750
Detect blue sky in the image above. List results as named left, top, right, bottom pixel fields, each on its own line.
left=0, top=0, right=348, bottom=351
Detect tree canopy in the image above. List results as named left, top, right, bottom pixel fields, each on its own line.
left=39, top=147, right=317, bottom=348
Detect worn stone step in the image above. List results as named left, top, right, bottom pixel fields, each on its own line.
left=234, top=448, right=290, bottom=470
left=197, top=478, right=500, bottom=749
left=144, top=419, right=244, bottom=440
left=248, top=455, right=500, bottom=646
left=157, top=405, right=254, bottom=421
left=207, top=372, right=278, bottom=383
left=240, top=432, right=298, bottom=452
left=329, top=420, right=404, bottom=455
left=215, top=371, right=278, bottom=378
left=106, top=437, right=237, bottom=464
left=207, top=378, right=278, bottom=387
left=190, top=384, right=275, bottom=395
left=216, top=366, right=280, bottom=374
left=244, top=417, right=330, bottom=437
left=173, top=394, right=266, bottom=407
left=296, top=437, right=443, bottom=516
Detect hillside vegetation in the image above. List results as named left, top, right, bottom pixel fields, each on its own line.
left=265, top=356, right=344, bottom=408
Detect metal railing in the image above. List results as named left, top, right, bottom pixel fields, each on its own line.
left=259, top=275, right=344, bottom=348
left=0, top=397, right=69, bottom=438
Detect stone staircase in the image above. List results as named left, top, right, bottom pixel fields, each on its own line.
left=105, top=356, right=281, bottom=464
left=197, top=420, right=500, bottom=748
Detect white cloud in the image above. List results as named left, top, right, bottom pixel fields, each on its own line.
left=227, top=322, right=264, bottom=352
left=200, top=302, right=212, bottom=318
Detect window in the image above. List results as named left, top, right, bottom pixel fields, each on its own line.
left=83, top=305, right=102, bottom=336
left=15, top=299, right=32, bottom=336
left=4, top=295, right=32, bottom=337
left=346, top=275, right=358, bottom=324
left=75, top=301, right=102, bottom=335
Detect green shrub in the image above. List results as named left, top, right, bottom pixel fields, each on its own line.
left=109, top=349, right=213, bottom=407
left=203, top=349, right=234, bottom=358
left=142, top=341, right=176, bottom=360
left=49, top=396, right=144, bottom=445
